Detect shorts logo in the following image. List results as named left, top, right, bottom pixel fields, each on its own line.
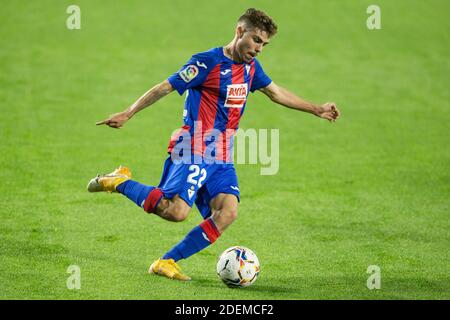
left=179, top=65, right=199, bottom=83
left=225, top=83, right=248, bottom=108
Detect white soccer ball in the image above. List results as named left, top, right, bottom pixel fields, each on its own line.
left=216, top=246, right=260, bottom=288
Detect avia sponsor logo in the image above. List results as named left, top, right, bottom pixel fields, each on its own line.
left=179, top=65, right=199, bottom=83
left=224, top=83, right=248, bottom=108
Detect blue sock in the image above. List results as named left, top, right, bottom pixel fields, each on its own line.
left=116, top=180, right=155, bottom=209
left=163, top=218, right=220, bottom=262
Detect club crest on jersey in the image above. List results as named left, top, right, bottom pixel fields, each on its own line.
left=179, top=65, right=199, bottom=83
left=224, top=83, right=248, bottom=108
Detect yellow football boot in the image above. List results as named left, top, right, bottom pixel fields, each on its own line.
left=87, top=166, right=131, bottom=193
left=149, top=258, right=191, bottom=281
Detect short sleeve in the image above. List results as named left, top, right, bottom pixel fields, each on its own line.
left=250, top=59, right=272, bottom=92
left=168, top=50, right=218, bottom=95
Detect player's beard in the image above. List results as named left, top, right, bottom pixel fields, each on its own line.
left=244, top=52, right=255, bottom=63
left=235, top=41, right=254, bottom=63
left=238, top=49, right=252, bottom=63
left=237, top=48, right=249, bottom=63
left=242, top=45, right=257, bottom=63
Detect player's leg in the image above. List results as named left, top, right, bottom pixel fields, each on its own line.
left=208, top=193, right=238, bottom=233
left=149, top=163, right=225, bottom=280
left=88, top=170, right=189, bottom=220
left=87, top=158, right=192, bottom=222
left=157, top=196, right=222, bottom=264
left=152, top=192, right=238, bottom=280
left=118, top=180, right=191, bottom=222
left=149, top=161, right=223, bottom=280
left=153, top=195, right=191, bottom=222
left=148, top=158, right=216, bottom=222
left=201, top=164, right=240, bottom=234
left=151, top=165, right=239, bottom=281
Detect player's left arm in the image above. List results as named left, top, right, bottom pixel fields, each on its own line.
left=259, top=82, right=340, bottom=122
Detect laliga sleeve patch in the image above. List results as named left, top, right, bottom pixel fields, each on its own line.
left=179, top=65, right=199, bottom=83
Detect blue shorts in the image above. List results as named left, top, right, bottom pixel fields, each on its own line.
left=157, top=156, right=240, bottom=219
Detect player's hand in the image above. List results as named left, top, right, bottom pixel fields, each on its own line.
left=316, top=102, right=340, bottom=122
left=96, top=111, right=130, bottom=129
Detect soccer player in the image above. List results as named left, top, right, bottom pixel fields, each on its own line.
left=88, top=8, right=340, bottom=281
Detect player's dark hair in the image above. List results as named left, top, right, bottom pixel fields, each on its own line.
left=238, top=8, right=278, bottom=37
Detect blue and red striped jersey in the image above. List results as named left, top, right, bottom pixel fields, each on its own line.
left=167, top=47, right=272, bottom=163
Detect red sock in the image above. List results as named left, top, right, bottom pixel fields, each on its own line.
left=143, top=188, right=163, bottom=213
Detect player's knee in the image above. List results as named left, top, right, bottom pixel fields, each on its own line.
left=217, top=207, right=238, bottom=225
left=225, top=207, right=238, bottom=223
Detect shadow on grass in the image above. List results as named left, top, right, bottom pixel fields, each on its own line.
left=189, top=276, right=305, bottom=296
left=153, top=274, right=450, bottom=300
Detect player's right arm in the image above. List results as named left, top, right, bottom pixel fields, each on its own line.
left=96, top=79, right=174, bottom=129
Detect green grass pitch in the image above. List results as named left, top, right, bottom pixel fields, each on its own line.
left=0, top=0, right=449, bottom=299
